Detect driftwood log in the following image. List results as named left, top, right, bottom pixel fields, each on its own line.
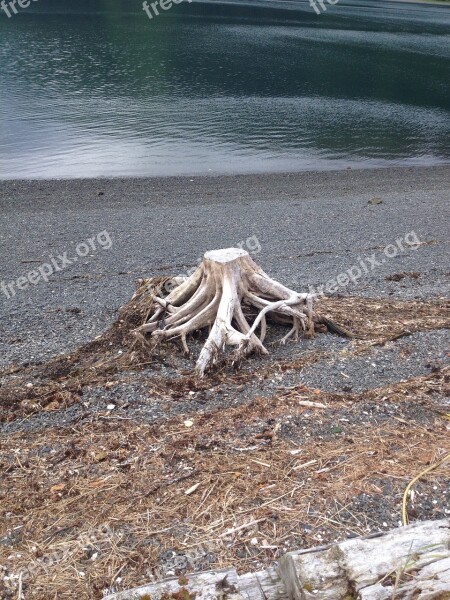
left=104, top=518, right=450, bottom=599
left=135, top=248, right=315, bottom=376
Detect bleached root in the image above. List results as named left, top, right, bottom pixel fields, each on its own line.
left=134, top=248, right=315, bottom=376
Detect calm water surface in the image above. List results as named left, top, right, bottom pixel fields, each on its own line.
left=0, top=0, right=449, bottom=178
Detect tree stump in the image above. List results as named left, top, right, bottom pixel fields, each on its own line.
left=135, top=248, right=315, bottom=376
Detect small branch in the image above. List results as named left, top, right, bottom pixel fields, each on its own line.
left=220, top=518, right=267, bottom=538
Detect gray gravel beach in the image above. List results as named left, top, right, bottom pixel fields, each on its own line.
left=1, top=165, right=449, bottom=370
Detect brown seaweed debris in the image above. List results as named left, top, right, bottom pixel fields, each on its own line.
left=0, top=285, right=448, bottom=422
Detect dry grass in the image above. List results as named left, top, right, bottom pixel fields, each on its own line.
left=1, top=367, right=449, bottom=599
left=319, top=295, right=450, bottom=341
left=0, top=290, right=449, bottom=599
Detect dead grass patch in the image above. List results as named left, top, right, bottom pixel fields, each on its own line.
left=0, top=367, right=448, bottom=599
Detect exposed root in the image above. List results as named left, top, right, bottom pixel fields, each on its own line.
left=134, top=248, right=316, bottom=376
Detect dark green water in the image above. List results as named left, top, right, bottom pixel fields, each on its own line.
left=0, top=0, right=449, bottom=178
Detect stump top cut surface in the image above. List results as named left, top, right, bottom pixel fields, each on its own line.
left=203, top=248, right=249, bottom=263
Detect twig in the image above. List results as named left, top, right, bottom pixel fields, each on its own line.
left=17, top=572, right=23, bottom=600
left=220, top=518, right=266, bottom=538
left=297, top=400, right=327, bottom=409
left=402, top=451, right=450, bottom=525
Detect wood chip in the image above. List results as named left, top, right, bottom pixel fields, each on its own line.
left=297, top=400, right=327, bottom=409
left=184, top=482, right=201, bottom=495
left=249, top=459, right=271, bottom=468
left=293, top=459, right=318, bottom=470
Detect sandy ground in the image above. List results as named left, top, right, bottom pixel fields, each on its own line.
left=0, top=165, right=449, bottom=599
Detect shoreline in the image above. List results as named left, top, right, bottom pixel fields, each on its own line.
left=2, top=159, right=450, bottom=184
left=2, top=162, right=450, bottom=194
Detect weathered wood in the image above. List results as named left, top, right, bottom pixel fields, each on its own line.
left=103, top=566, right=288, bottom=600
left=238, top=566, right=289, bottom=599
left=103, top=569, right=242, bottom=600
left=104, top=519, right=450, bottom=599
left=358, top=556, right=450, bottom=599
left=134, top=248, right=315, bottom=376
left=279, top=518, right=450, bottom=599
